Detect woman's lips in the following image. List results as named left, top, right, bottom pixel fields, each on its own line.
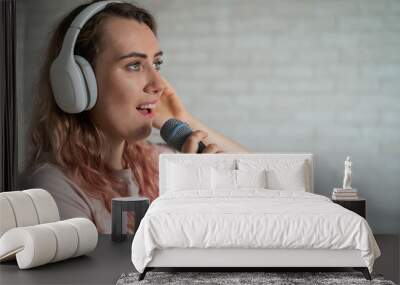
left=136, top=108, right=155, bottom=118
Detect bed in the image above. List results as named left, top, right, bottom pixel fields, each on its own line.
left=131, top=153, right=381, bottom=281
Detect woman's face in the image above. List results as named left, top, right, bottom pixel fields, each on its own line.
left=89, top=16, right=164, bottom=143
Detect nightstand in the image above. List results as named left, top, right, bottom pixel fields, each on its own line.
left=111, top=197, right=150, bottom=242
left=332, top=197, right=366, bottom=218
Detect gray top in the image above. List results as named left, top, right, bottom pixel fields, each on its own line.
left=22, top=143, right=177, bottom=234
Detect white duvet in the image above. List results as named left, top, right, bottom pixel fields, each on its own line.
left=131, top=190, right=380, bottom=273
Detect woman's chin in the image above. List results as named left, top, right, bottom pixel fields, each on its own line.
left=127, top=123, right=153, bottom=142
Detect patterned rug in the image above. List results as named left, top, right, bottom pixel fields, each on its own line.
left=116, top=271, right=396, bottom=285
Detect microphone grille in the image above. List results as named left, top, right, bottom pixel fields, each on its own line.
left=160, top=118, right=192, bottom=151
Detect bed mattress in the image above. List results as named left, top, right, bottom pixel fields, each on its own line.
left=131, top=189, right=380, bottom=273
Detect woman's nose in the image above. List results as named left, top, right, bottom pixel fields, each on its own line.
left=144, top=68, right=165, bottom=96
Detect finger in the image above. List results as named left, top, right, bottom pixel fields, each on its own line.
left=181, top=130, right=208, bottom=153
left=160, top=77, right=175, bottom=96
left=201, top=143, right=220, bottom=154
left=181, top=131, right=208, bottom=153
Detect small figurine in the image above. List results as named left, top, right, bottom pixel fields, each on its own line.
left=342, top=156, right=352, bottom=190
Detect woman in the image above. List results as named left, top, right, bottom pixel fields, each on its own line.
left=23, top=1, right=248, bottom=233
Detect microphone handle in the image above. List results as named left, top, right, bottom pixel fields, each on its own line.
left=197, top=141, right=206, bottom=153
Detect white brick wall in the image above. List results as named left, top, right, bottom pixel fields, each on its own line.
left=17, top=0, right=400, bottom=233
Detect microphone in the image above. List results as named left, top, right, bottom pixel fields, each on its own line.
left=160, top=118, right=206, bottom=153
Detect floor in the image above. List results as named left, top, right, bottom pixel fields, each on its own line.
left=0, top=234, right=398, bottom=284
left=373, top=234, right=400, bottom=284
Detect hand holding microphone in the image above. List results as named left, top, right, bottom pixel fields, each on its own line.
left=160, top=118, right=221, bottom=154
left=154, top=77, right=221, bottom=153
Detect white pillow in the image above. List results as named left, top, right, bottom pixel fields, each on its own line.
left=212, top=168, right=268, bottom=190
left=167, top=162, right=212, bottom=191
left=212, top=168, right=237, bottom=190
left=267, top=167, right=306, bottom=191
left=236, top=169, right=268, bottom=189
left=237, top=159, right=308, bottom=191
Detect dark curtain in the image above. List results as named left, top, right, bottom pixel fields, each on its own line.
left=0, top=0, right=17, bottom=192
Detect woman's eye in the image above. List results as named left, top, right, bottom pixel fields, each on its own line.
left=127, top=62, right=142, bottom=71
left=153, top=60, right=163, bottom=71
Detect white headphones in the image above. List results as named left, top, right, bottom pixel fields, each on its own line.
left=50, top=1, right=122, bottom=114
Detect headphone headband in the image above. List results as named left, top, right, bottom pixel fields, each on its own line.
left=70, top=1, right=120, bottom=29
left=59, top=1, right=122, bottom=60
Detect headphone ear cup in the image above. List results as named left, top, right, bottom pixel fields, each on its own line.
left=50, top=55, right=87, bottom=113
left=74, top=55, right=98, bottom=110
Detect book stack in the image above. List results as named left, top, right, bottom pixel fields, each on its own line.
left=332, top=188, right=358, bottom=200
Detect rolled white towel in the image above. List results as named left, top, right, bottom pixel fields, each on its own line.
left=0, top=191, right=40, bottom=228
left=0, top=218, right=98, bottom=269
left=0, top=196, right=17, bottom=237
left=42, top=220, right=79, bottom=262
left=23, top=189, right=60, bottom=224
left=0, top=225, right=57, bottom=268
left=0, top=189, right=60, bottom=237
left=64, top=218, right=98, bottom=257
